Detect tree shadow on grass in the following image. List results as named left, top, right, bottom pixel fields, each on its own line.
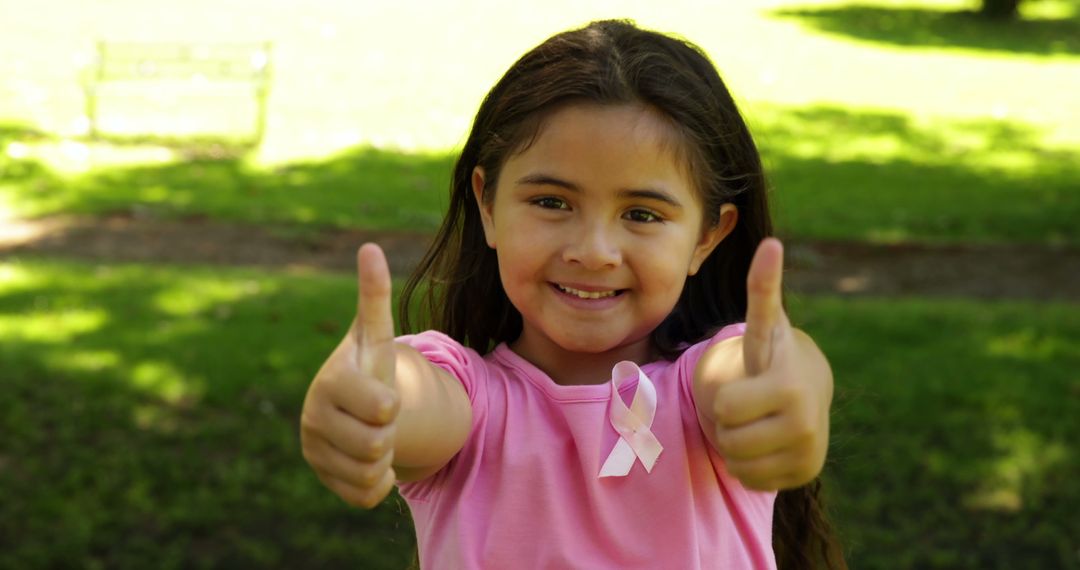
left=753, top=105, right=1080, bottom=244
left=3, top=105, right=1078, bottom=247
left=769, top=4, right=1080, bottom=57
left=0, top=260, right=415, bottom=568
left=1, top=131, right=455, bottom=235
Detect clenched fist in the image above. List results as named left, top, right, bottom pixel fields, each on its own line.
left=301, top=243, right=401, bottom=508
left=696, top=238, right=834, bottom=491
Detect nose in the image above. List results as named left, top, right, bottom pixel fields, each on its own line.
left=563, top=219, right=623, bottom=270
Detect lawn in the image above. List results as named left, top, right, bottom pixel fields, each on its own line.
left=0, top=259, right=418, bottom=569
left=2, top=102, right=1077, bottom=244
left=1, top=0, right=1079, bottom=244
left=2, top=0, right=1078, bottom=568
left=1, top=258, right=1076, bottom=568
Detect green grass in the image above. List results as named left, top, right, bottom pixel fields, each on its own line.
left=2, top=1, right=1078, bottom=568
left=2, top=0, right=1079, bottom=154
left=0, top=125, right=454, bottom=233
left=1, top=258, right=1077, bottom=569
left=754, top=105, right=1079, bottom=244
left=0, top=258, right=416, bottom=569
left=3, top=101, right=1077, bottom=244
left=791, top=293, right=1079, bottom=569
left=771, top=0, right=1080, bottom=58
left=2, top=0, right=1078, bottom=243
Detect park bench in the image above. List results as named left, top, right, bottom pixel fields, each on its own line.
left=81, top=42, right=272, bottom=148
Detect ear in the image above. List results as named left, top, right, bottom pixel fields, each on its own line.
left=688, top=203, right=738, bottom=276
left=472, top=166, right=497, bottom=249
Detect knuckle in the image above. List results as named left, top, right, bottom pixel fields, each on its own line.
left=372, top=391, right=401, bottom=424
left=367, top=437, right=386, bottom=459
left=357, top=486, right=389, bottom=509
left=792, top=416, right=816, bottom=441
left=343, top=489, right=371, bottom=509
left=784, top=407, right=816, bottom=441
left=797, top=460, right=819, bottom=482
left=359, top=465, right=382, bottom=488
left=713, top=399, right=732, bottom=425
left=299, top=411, right=322, bottom=436
left=300, top=443, right=317, bottom=466
left=748, top=278, right=772, bottom=296
left=384, top=391, right=402, bottom=416
left=746, top=328, right=769, bottom=345
left=359, top=494, right=384, bottom=510
left=369, top=433, right=390, bottom=459
left=776, top=377, right=802, bottom=404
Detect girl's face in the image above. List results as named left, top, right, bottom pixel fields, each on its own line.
left=472, top=102, right=737, bottom=371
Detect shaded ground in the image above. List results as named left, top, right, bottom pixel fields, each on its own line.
left=1, top=212, right=1077, bottom=301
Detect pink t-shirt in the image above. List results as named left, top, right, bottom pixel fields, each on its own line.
left=396, top=324, right=776, bottom=569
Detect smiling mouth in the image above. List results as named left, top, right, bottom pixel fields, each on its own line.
left=553, top=283, right=625, bottom=299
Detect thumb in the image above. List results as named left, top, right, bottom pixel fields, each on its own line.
left=743, top=237, right=786, bottom=377
left=354, top=243, right=397, bottom=387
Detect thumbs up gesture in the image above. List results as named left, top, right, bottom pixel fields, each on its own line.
left=300, top=243, right=401, bottom=508
left=697, top=238, right=834, bottom=491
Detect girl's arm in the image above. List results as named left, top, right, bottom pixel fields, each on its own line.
left=390, top=342, right=472, bottom=482
left=691, top=239, right=834, bottom=491
left=300, top=244, right=471, bottom=509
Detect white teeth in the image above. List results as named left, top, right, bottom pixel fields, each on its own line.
left=556, top=284, right=617, bottom=299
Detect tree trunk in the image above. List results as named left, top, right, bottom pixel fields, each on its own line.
left=980, top=0, right=1021, bottom=19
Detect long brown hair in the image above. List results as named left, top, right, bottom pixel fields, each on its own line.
left=400, top=19, right=845, bottom=569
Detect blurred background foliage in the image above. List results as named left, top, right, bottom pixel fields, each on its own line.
left=0, top=0, right=1077, bottom=568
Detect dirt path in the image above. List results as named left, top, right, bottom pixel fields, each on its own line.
left=1, top=213, right=1076, bottom=301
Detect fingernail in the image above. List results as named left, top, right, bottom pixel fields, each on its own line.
left=378, top=398, right=394, bottom=422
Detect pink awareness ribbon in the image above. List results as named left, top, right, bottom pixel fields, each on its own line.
left=598, top=361, right=663, bottom=478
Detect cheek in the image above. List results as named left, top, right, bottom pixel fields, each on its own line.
left=494, top=238, right=545, bottom=301
left=637, top=262, right=690, bottom=313
left=633, top=238, right=698, bottom=310
left=640, top=237, right=697, bottom=283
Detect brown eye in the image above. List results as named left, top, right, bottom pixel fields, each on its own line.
left=532, top=197, right=569, bottom=210
left=625, top=208, right=662, bottom=223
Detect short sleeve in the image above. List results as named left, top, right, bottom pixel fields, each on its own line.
left=678, top=323, right=746, bottom=374
left=396, top=330, right=487, bottom=409
left=707, top=322, right=746, bottom=348
left=676, top=322, right=747, bottom=409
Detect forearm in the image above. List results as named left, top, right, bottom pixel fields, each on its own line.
left=391, top=343, right=472, bottom=480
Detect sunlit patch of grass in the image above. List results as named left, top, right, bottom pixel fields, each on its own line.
left=752, top=103, right=1068, bottom=176
left=153, top=277, right=270, bottom=316
left=0, top=262, right=43, bottom=289
left=0, top=308, right=108, bottom=342
left=963, top=427, right=1070, bottom=512
left=1, top=102, right=1076, bottom=245
left=985, top=328, right=1074, bottom=361
left=61, top=348, right=123, bottom=372
left=751, top=104, right=1079, bottom=244
left=127, top=359, right=203, bottom=403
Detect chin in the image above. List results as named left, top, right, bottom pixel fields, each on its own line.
left=555, top=330, right=649, bottom=357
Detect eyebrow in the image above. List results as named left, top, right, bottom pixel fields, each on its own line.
left=514, top=173, right=684, bottom=208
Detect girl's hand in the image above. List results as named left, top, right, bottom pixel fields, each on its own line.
left=300, top=244, right=401, bottom=508
left=700, top=238, right=834, bottom=491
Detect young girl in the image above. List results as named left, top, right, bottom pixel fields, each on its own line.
left=301, top=19, right=845, bottom=569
